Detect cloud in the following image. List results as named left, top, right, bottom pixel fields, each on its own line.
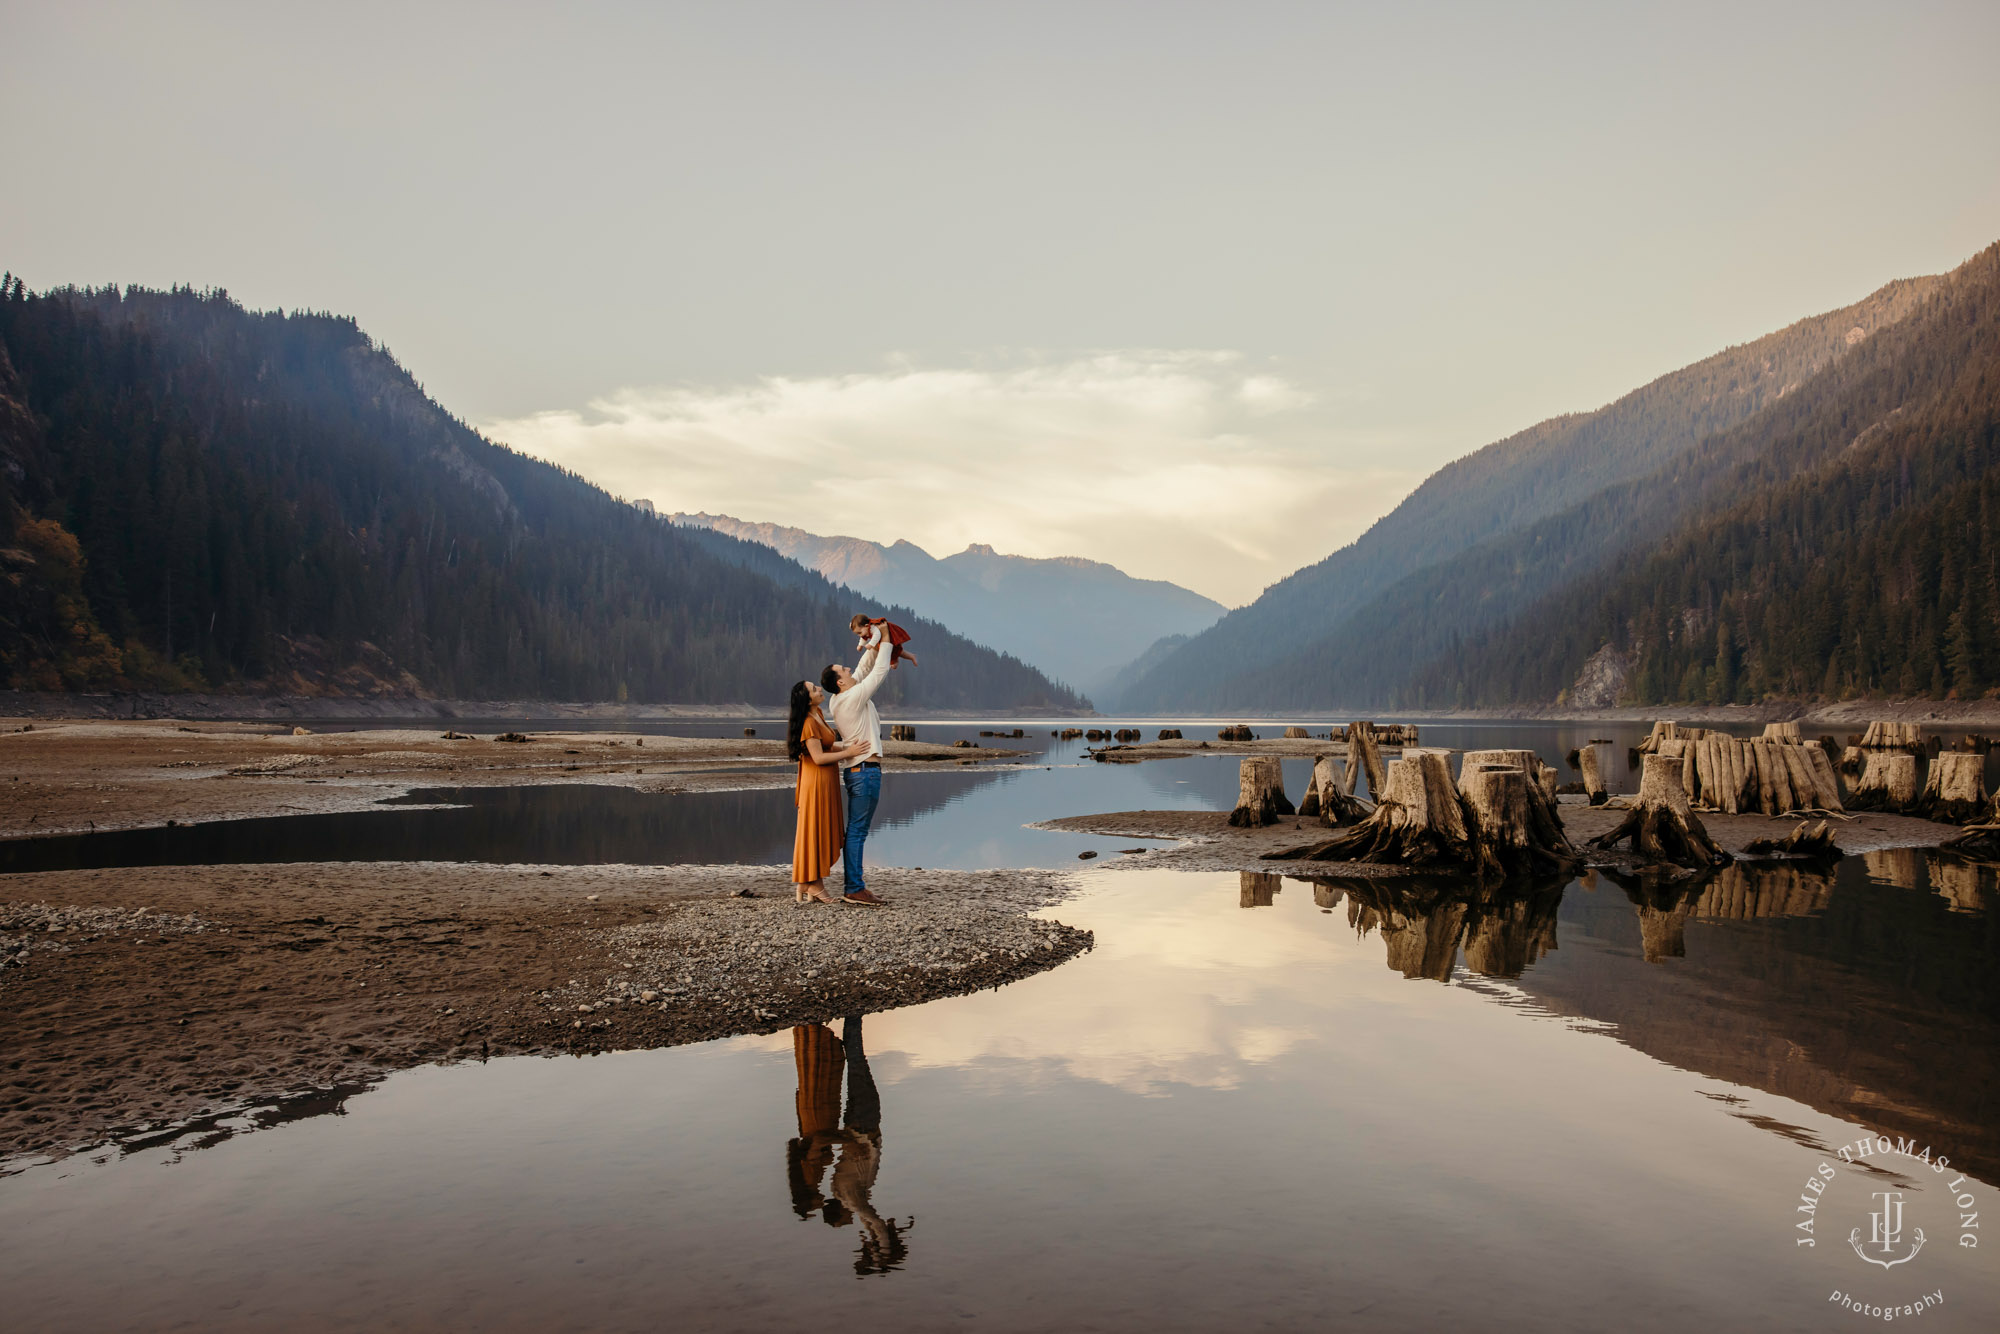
left=480, top=351, right=1419, bottom=605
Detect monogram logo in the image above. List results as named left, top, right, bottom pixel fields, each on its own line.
left=1849, top=1189, right=1926, bottom=1270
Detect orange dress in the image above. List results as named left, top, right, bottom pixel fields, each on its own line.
left=793, top=712, right=844, bottom=883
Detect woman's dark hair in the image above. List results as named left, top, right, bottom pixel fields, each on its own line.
left=787, top=681, right=814, bottom=761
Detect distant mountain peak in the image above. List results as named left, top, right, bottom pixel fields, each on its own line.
left=671, top=512, right=1224, bottom=695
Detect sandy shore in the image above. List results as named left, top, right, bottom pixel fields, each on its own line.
left=0, top=861, right=1088, bottom=1171
left=0, top=718, right=1025, bottom=840
left=0, top=721, right=1084, bottom=1170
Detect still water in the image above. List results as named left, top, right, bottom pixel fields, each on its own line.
left=3, top=722, right=1997, bottom=1331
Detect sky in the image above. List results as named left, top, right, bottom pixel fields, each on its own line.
left=4, top=2, right=1998, bottom=605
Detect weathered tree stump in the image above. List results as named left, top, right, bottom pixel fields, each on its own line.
left=1761, top=721, right=1802, bottom=744
left=1587, top=754, right=1729, bottom=869
left=1916, top=751, right=1990, bottom=823
left=1283, top=726, right=1311, bottom=739
left=1578, top=741, right=1611, bottom=805
left=1346, top=722, right=1387, bottom=800
left=1859, top=721, right=1922, bottom=750
left=1311, top=754, right=1369, bottom=825
left=1297, top=758, right=1323, bottom=818
left=1942, top=806, right=2000, bottom=861
left=1268, top=750, right=1572, bottom=881
left=1742, top=819, right=1841, bottom=863
left=1638, top=721, right=1680, bottom=754
left=1848, top=751, right=1921, bottom=813
left=1228, top=756, right=1295, bottom=827
left=1266, top=749, right=1468, bottom=867
left=1458, top=762, right=1581, bottom=880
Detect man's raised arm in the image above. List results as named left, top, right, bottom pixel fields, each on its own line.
left=846, top=628, right=894, bottom=706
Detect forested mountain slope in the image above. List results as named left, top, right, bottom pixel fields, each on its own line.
left=672, top=512, right=1224, bottom=694
left=1115, top=273, right=1940, bottom=710
left=0, top=280, right=1084, bottom=710
left=1405, top=240, right=2000, bottom=708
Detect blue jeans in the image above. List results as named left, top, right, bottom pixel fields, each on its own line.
left=842, top=764, right=882, bottom=894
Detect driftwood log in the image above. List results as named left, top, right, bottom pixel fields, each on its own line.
left=1587, top=754, right=1729, bottom=869
left=1848, top=752, right=1921, bottom=813
left=1228, top=756, right=1295, bottom=827
left=1916, top=751, right=1990, bottom=823
left=1741, top=819, right=1842, bottom=864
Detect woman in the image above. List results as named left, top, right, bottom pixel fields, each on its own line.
left=788, top=680, right=870, bottom=905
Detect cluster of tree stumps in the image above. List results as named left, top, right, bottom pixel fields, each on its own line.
left=1267, top=747, right=1578, bottom=882
left=1221, top=716, right=1996, bottom=882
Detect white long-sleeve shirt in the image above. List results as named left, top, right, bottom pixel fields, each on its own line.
left=828, top=629, right=893, bottom=770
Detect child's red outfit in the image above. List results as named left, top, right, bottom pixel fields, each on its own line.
left=860, top=618, right=914, bottom=666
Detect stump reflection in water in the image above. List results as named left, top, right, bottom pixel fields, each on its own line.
left=1266, top=872, right=1569, bottom=983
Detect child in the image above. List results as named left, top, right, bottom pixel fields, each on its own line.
left=851, top=614, right=918, bottom=669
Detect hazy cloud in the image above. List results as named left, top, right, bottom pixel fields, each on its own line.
left=482, top=352, right=1418, bottom=605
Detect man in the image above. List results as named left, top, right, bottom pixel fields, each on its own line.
left=823, top=629, right=893, bottom=906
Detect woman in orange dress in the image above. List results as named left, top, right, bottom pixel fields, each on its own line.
left=789, top=680, right=869, bottom=905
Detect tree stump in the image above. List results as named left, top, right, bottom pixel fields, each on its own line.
left=1283, top=726, right=1311, bottom=739
left=1587, top=754, right=1729, bottom=869
left=1458, top=762, right=1581, bottom=880
left=1228, top=756, right=1295, bottom=827
left=1299, top=754, right=1366, bottom=824
left=1942, top=805, right=2000, bottom=861
left=1848, top=752, right=1920, bottom=813
left=1578, top=741, right=1611, bottom=805
left=1762, top=721, right=1802, bottom=743
left=1461, top=749, right=1565, bottom=818
left=1268, top=750, right=1573, bottom=881
left=1298, top=757, right=1323, bottom=818
left=1346, top=722, right=1387, bottom=799
left=1917, top=751, right=1990, bottom=823
left=1265, top=750, right=1469, bottom=868
left=1860, top=721, right=1922, bottom=749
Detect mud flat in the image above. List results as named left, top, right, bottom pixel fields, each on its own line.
left=1039, top=806, right=1967, bottom=874
left=0, top=719, right=1023, bottom=839
left=0, top=860, right=1087, bottom=1171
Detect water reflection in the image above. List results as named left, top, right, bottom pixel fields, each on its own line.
left=1263, top=872, right=1567, bottom=982
left=787, top=1017, right=910, bottom=1277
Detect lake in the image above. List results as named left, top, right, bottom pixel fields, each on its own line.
left=2, top=719, right=1996, bottom=1331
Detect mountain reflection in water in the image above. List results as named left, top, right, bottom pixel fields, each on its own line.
left=1244, top=852, right=2000, bottom=1184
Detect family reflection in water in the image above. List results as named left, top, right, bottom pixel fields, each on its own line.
left=786, top=1016, right=911, bottom=1276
